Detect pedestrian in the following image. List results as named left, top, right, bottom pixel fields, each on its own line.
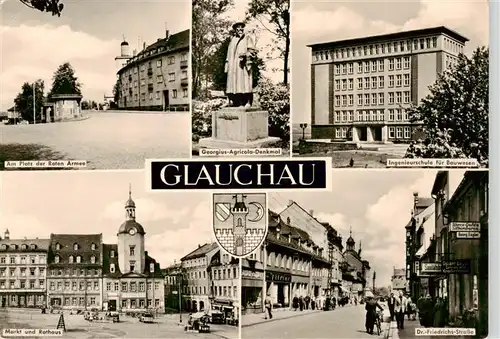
left=292, top=296, right=299, bottom=311
left=311, top=298, right=316, bottom=310
left=304, top=295, right=311, bottom=310
left=405, top=293, right=414, bottom=320
left=365, top=291, right=384, bottom=334
left=388, top=292, right=396, bottom=321
left=264, top=293, right=273, bottom=320
left=395, top=291, right=407, bottom=329
left=299, top=296, right=304, bottom=311
left=331, top=296, right=337, bottom=310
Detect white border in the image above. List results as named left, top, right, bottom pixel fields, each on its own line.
left=144, top=157, right=333, bottom=193
left=211, top=192, right=269, bottom=260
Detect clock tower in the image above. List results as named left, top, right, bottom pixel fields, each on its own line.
left=117, top=185, right=146, bottom=274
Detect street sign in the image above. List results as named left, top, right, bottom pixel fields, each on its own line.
left=450, top=222, right=480, bottom=232
left=457, top=231, right=481, bottom=239
left=172, top=291, right=178, bottom=295
left=443, top=260, right=471, bottom=274
left=420, top=263, right=442, bottom=274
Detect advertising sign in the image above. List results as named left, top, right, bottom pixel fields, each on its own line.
left=456, top=231, right=481, bottom=239
left=442, top=260, right=471, bottom=274
left=450, top=222, right=480, bottom=232
left=420, top=263, right=442, bottom=274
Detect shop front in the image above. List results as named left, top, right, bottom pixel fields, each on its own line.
left=266, top=271, right=291, bottom=309
left=241, top=269, right=264, bottom=315
left=290, top=274, right=309, bottom=301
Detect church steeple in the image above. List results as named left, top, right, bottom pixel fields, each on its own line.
left=346, top=226, right=355, bottom=251
left=125, top=184, right=136, bottom=221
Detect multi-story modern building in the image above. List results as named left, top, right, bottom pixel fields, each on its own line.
left=101, top=189, right=164, bottom=313
left=116, top=29, right=190, bottom=111
left=309, top=26, right=468, bottom=142
left=0, top=230, right=49, bottom=308
left=208, top=250, right=239, bottom=318
left=46, top=234, right=103, bottom=309
left=180, top=243, right=219, bottom=312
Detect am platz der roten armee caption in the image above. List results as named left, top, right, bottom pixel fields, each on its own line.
left=145, top=158, right=332, bottom=191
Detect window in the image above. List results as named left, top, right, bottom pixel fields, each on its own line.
left=357, top=62, right=362, bottom=73
left=420, top=39, right=425, bottom=49
left=335, top=64, right=341, bottom=75
left=348, top=95, right=353, bottom=106
left=129, top=246, right=135, bottom=256
left=403, top=110, right=409, bottom=121
left=342, top=95, right=347, bottom=106
left=396, top=74, right=402, bottom=87
left=139, top=282, right=145, bottom=292
left=134, top=81, right=138, bottom=87
left=378, top=93, right=384, bottom=105
left=121, top=282, right=127, bottom=292
left=348, top=63, right=353, bottom=74
left=371, top=77, right=377, bottom=89
left=396, top=58, right=402, bottom=70
left=364, top=77, right=370, bottom=89
left=371, top=61, right=377, bottom=72
left=129, top=261, right=135, bottom=272
left=335, top=111, right=340, bottom=122
left=396, top=127, right=403, bottom=139
left=403, top=57, right=410, bottom=69
left=379, top=76, right=384, bottom=88
left=335, top=80, right=340, bottom=91
left=404, top=127, right=411, bottom=139
left=156, top=75, right=163, bottom=84
left=69, top=256, right=73, bottom=264
left=378, top=110, right=384, bottom=121
left=156, top=59, right=162, bottom=68
left=335, top=96, right=340, bottom=106
left=364, top=94, right=370, bottom=106
left=404, top=74, right=410, bottom=87
left=371, top=93, right=377, bottom=105
left=156, top=91, right=161, bottom=100
left=348, top=79, right=353, bottom=90
left=389, top=92, right=394, bottom=105
left=91, top=243, right=96, bottom=250
left=0, top=257, right=4, bottom=264
left=357, top=94, right=362, bottom=106
left=389, top=127, right=395, bottom=138
left=432, top=37, right=437, bottom=48
left=54, top=255, right=60, bottom=264
left=341, top=80, right=347, bottom=91
left=90, top=256, right=96, bottom=264
left=183, top=88, right=188, bottom=98
left=342, top=111, right=347, bottom=122
left=388, top=59, right=394, bottom=71
left=357, top=78, right=362, bottom=90
left=396, top=92, right=402, bottom=104
left=378, top=60, right=384, bottom=71
left=55, top=243, right=61, bottom=250
left=404, top=91, right=410, bottom=104
left=364, top=61, right=369, bottom=73
left=335, top=128, right=341, bottom=139
left=388, top=75, right=394, bottom=88
left=341, top=64, right=346, bottom=75
left=110, top=250, right=115, bottom=258
left=76, top=256, right=81, bottom=263
left=173, top=89, right=178, bottom=98
left=396, top=109, right=403, bottom=121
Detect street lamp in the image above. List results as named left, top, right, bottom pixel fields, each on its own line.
left=178, top=272, right=183, bottom=323
left=299, top=123, right=308, bottom=140
left=32, top=82, right=36, bottom=125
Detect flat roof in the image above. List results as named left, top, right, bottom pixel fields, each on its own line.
left=308, top=26, right=469, bottom=50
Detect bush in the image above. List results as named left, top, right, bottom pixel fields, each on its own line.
left=404, top=130, right=470, bottom=160
left=256, top=79, right=290, bottom=140
left=191, top=98, right=228, bottom=142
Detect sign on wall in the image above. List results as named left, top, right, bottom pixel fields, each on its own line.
left=442, top=260, right=471, bottom=274
left=266, top=271, right=291, bottom=283
left=450, top=222, right=480, bottom=232
left=420, top=263, right=442, bottom=275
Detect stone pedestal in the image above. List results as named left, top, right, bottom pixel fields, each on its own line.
left=198, top=107, right=280, bottom=148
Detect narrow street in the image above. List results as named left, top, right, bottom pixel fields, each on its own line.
left=242, top=305, right=385, bottom=339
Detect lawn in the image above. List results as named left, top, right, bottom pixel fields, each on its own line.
left=295, top=150, right=394, bottom=168
left=0, top=143, right=67, bottom=170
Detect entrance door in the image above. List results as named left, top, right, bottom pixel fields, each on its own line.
left=277, top=284, right=285, bottom=306
left=1, top=296, right=5, bottom=307
left=359, top=127, right=368, bottom=141
left=373, top=127, right=382, bottom=142
left=163, top=90, right=169, bottom=111
left=108, top=300, right=117, bottom=311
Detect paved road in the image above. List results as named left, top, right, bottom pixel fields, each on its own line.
left=1, top=308, right=235, bottom=339
left=0, top=111, right=191, bottom=169
left=242, top=305, right=384, bottom=339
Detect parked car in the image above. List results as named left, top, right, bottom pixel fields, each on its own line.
left=139, top=313, right=154, bottom=323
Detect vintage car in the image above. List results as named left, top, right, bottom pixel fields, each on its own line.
left=139, top=313, right=154, bottom=323
left=106, top=312, right=120, bottom=323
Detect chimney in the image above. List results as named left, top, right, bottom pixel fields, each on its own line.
left=413, top=192, right=419, bottom=204
left=309, top=210, right=314, bottom=216
left=143, top=41, right=146, bottom=50
left=198, top=244, right=201, bottom=249
left=133, top=49, right=137, bottom=57
left=165, top=22, right=169, bottom=39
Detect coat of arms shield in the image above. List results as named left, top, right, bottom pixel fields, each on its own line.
left=212, top=193, right=267, bottom=258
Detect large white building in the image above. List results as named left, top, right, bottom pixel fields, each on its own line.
left=309, top=26, right=468, bottom=142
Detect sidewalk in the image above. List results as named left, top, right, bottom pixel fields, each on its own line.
left=388, top=318, right=431, bottom=339
left=242, top=308, right=325, bottom=327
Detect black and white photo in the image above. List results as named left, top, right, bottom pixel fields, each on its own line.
left=291, top=1, right=489, bottom=168
left=191, top=0, right=290, bottom=156
left=0, top=0, right=191, bottom=170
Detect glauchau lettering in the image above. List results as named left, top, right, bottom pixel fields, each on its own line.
left=149, top=160, right=328, bottom=190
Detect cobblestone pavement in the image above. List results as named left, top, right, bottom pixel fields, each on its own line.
left=1, top=308, right=236, bottom=339
left=0, top=111, right=191, bottom=169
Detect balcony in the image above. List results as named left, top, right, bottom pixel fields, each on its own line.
left=352, top=118, right=386, bottom=125
left=181, top=78, right=189, bottom=87
left=147, top=68, right=153, bottom=76
left=180, top=60, right=188, bottom=69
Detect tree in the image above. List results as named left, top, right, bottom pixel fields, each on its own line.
left=113, top=78, right=122, bottom=107
left=192, top=0, right=234, bottom=99
left=48, top=62, right=82, bottom=98
left=14, top=80, right=45, bottom=123
left=247, top=0, right=290, bottom=84
left=405, top=47, right=489, bottom=165
left=19, top=0, right=64, bottom=16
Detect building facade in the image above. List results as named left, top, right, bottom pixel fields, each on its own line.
left=309, top=26, right=468, bottom=142
left=46, top=234, right=103, bottom=309
left=180, top=243, right=219, bottom=312
left=0, top=230, right=49, bottom=308
left=101, top=190, right=164, bottom=313
left=342, top=232, right=371, bottom=302
left=391, top=268, right=407, bottom=293
left=162, top=262, right=185, bottom=312
left=208, top=250, right=239, bottom=318
left=116, top=29, right=189, bottom=111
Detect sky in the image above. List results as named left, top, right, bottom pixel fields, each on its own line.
left=291, top=0, right=490, bottom=124
left=0, top=0, right=190, bottom=111
left=268, top=169, right=467, bottom=288
left=0, top=170, right=213, bottom=268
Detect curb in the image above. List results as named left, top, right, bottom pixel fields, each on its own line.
left=242, top=310, right=322, bottom=328
left=387, top=321, right=398, bottom=339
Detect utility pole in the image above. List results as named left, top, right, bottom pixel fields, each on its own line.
left=178, top=273, right=182, bottom=323
left=373, top=271, right=376, bottom=293
left=32, top=82, right=36, bottom=124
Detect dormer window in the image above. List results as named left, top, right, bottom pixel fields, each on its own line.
left=110, top=264, right=115, bottom=273
left=0, top=245, right=7, bottom=250
left=76, top=256, right=81, bottom=263
left=73, top=243, right=79, bottom=251
left=21, top=244, right=28, bottom=250
left=91, top=243, right=96, bottom=250
left=90, top=256, right=96, bottom=264
left=69, top=256, right=74, bottom=263
left=110, top=250, right=115, bottom=258
left=55, top=243, right=61, bottom=250
left=54, top=255, right=60, bottom=264
left=30, top=244, right=36, bottom=250
left=11, top=245, right=17, bottom=250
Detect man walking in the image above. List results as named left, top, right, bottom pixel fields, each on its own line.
left=395, top=292, right=407, bottom=329
left=388, top=293, right=396, bottom=321
left=264, top=293, right=273, bottom=320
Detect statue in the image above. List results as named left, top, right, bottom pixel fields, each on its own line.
left=225, top=22, right=256, bottom=108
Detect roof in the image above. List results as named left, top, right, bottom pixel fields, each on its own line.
left=49, top=234, right=102, bottom=266
left=308, top=26, right=469, bottom=50
left=118, top=220, right=145, bottom=235
left=118, top=29, right=189, bottom=74
left=180, top=242, right=218, bottom=261
left=431, top=171, right=448, bottom=195
left=444, top=171, right=487, bottom=214
left=0, top=238, right=50, bottom=252
left=101, top=244, right=163, bottom=278
left=393, top=268, right=405, bottom=276
left=416, top=197, right=434, bottom=209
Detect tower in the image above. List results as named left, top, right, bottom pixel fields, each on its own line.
left=4, top=229, right=10, bottom=240
left=118, top=185, right=146, bottom=274
left=232, top=194, right=249, bottom=256
left=120, top=35, right=130, bottom=57
left=346, top=227, right=355, bottom=252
